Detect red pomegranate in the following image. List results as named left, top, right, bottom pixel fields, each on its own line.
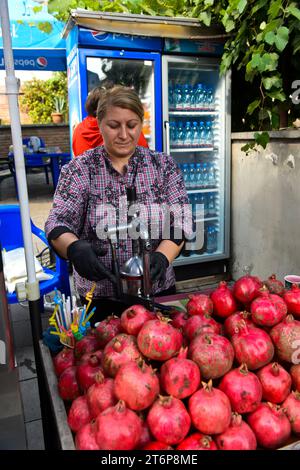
left=233, top=275, right=263, bottom=304
left=210, top=281, right=238, bottom=318
left=58, top=366, right=80, bottom=401
left=136, top=418, right=152, bottom=450
left=171, top=311, right=189, bottom=330
left=219, top=363, right=262, bottom=414
left=282, top=391, right=300, bottom=434
left=147, top=396, right=191, bottom=446
left=120, top=304, right=154, bottom=336
left=250, top=288, right=287, bottom=327
left=231, top=321, right=274, bottom=370
left=76, top=350, right=103, bottom=366
left=76, top=355, right=103, bottom=392
left=142, top=442, right=173, bottom=450
left=224, top=311, right=255, bottom=337
left=188, top=333, right=234, bottom=380
left=102, top=333, right=141, bottom=377
left=264, top=274, right=285, bottom=296
left=74, top=334, right=101, bottom=360
left=67, top=396, right=91, bottom=433
left=247, top=402, right=291, bottom=449
left=137, top=315, right=183, bottom=361
left=215, top=413, right=257, bottom=450
left=188, top=380, right=231, bottom=435
left=186, top=293, right=213, bottom=316
left=183, top=314, right=221, bottom=341
left=95, top=401, right=142, bottom=450
left=270, top=315, right=300, bottom=363
left=53, top=348, right=75, bottom=377
left=256, top=362, right=292, bottom=403
left=75, top=422, right=99, bottom=450
left=283, top=284, right=300, bottom=318
left=160, top=348, right=200, bottom=399
left=86, top=374, right=117, bottom=418
left=114, top=360, right=159, bottom=410
left=177, top=433, right=217, bottom=450
left=95, top=315, right=123, bottom=348
left=290, top=364, right=300, bottom=391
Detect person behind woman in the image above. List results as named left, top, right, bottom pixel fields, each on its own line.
left=72, top=86, right=148, bottom=157
left=45, top=86, right=192, bottom=321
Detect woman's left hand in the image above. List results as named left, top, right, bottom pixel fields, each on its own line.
left=150, top=252, right=169, bottom=284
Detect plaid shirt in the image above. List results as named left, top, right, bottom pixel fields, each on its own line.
left=45, top=145, right=191, bottom=299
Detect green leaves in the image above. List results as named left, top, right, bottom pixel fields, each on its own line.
left=249, top=52, right=279, bottom=73
left=241, top=131, right=270, bottom=154
left=247, top=99, right=260, bottom=115
left=262, top=75, right=282, bottom=90
left=286, top=4, right=300, bottom=21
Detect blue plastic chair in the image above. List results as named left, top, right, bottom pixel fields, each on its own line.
left=0, top=204, right=70, bottom=304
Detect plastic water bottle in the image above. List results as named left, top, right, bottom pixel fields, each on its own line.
left=206, top=121, right=214, bottom=147
left=202, top=85, right=208, bottom=110
left=183, top=84, right=192, bottom=110
left=182, top=163, right=189, bottom=186
left=206, top=225, right=214, bottom=253
left=194, top=83, right=204, bottom=110
left=199, top=121, right=206, bottom=146
left=174, top=84, right=183, bottom=110
left=192, top=121, right=200, bottom=147
left=206, top=87, right=214, bottom=110
left=202, top=162, right=208, bottom=188
left=169, top=83, right=174, bottom=109
left=207, top=163, right=215, bottom=188
left=208, top=194, right=216, bottom=217
left=195, top=162, right=202, bottom=188
left=170, top=121, right=176, bottom=147
left=177, top=121, right=185, bottom=147
left=185, top=121, right=193, bottom=146
left=188, top=163, right=196, bottom=189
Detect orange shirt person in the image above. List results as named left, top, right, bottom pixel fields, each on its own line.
left=72, top=86, right=148, bottom=157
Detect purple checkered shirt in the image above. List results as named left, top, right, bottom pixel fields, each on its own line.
left=45, top=146, right=192, bottom=299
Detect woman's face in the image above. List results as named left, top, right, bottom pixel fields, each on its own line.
left=99, top=106, right=143, bottom=160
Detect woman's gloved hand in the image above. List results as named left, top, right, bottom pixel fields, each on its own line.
left=150, top=252, right=169, bottom=285
left=67, top=240, right=116, bottom=284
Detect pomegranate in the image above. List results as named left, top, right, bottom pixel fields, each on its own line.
left=67, top=396, right=91, bottom=433
left=76, top=350, right=103, bottom=366
left=74, top=334, right=101, bottom=360
left=282, top=391, right=300, bottom=434
left=283, top=284, right=300, bottom=318
left=58, top=366, right=80, bottom=401
left=160, top=348, right=200, bottom=399
left=137, top=315, right=183, bottom=361
left=188, top=333, right=234, bottom=380
left=95, top=401, right=142, bottom=450
left=219, top=363, right=262, bottom=414
left=264, top=274, right=285, bottom=296
left=247, top=402, right=291, bottom=449
left=250, top=288, right=287, bottom=327
left=147, top=396, right=191, bottom=446
left=136, top=417, right=152, bottom=449
left=86, top=374, right=117, bottom=418
left=231, top=321, right=274, bottom=370
left=210, top=281, right=238, bottom=318
left=188, top=380, right=231, bottom=434
left=270, top=315, right=300, bottom=363
left=256, top=362, right=292, bottom=403
left=102, top=333, right=141, bottom=377
left=233, top=274, right=262, bottom=304
left=114, top=360, right=159, bottom=410
left=183, top=314, right=221, bottom=342
left=215, top=413, right=257, bottom=450
left=177, top=433, right=217, bottom=450
left=171, top=311, right=189, bottom=330
left=76, top=355, right=103, bottom=392
left=290, top=364, right=300, bottom=391
left=186, top=293, right=213, bottom=316
left=53, top=348, right=75, bottom=377
left=142, top=442, right=173, bottom=450
left=95, top=315, right=123, bottom=348
left=75, top=422, right=99, bottom=450
left=120, top=304, right=154, bottom=336
left=224, top=311, right=255, bottom=337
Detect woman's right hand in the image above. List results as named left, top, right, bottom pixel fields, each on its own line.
left=67, top=240, right=116, bottom=284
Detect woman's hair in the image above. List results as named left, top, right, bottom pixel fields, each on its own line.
left=96, top=85, right=144, bottom=122
left=85, top=87, right=106, bottom=117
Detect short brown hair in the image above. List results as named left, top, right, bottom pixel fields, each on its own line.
left=85, top=87, right=105, bottom=117
left=96, top=86, right=144, bottom=123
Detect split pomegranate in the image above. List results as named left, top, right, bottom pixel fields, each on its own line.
left=283, top=284, right=300, bottom=318
left=224, top=311, right=255, bottom=337
left=264, top=274, right=285, bottom=296
left=86, top=374, right=117, bottom=418
left=251, top=288, right=287, bottom=327
left=188, top=333, right=234, bottom=380
left=75, top=422, right=99, bottom=450
left=171, top=311, right=189, bottom=330
left=186, top=293, right=213, bottom=316
left=58, top=366, right=80, bottom=401
left=183, top=314, right=221, bottom=342
left=137, top=315, right=183, bottom=361
left=160, top=348, right=201, bottom=399
left=210, top=281, right=238, bottom=318
left=290, top=364, right=300, bottom=391
left=247, top=402, right=291, bottom=449
left=53, top=348, right=75, bottom=377
left=120, top=304, right=154, bottom=336
left=215, top=413, right=257, bottom=450
left=102, top=333, right=141, bottom=377
left=74, top=334, right=101, bottom=360
left=233, top=274, right=262, bottom=305
left=67, top=396, right=91, bottom=433
left=256, top=362, right=292, bottom=403
left=147, top=396, right=191, bottom=446
left=282, top=391, right=300, bottom=434
left=177, top=433, right=217, bottom=450
left=270, top=315, right=300, bottom=363
left=114, top=360, right=159, bottom=410
left=76, top=355, right=103, bottom=392
left=219, top=363, right=262, bottom=414
left=188, top=380, right=231, bottom=435
left=95, top=400, right=142, bottom=450
left=95, top=315, right=123, bottom=348
left=231, top=321, right=274, bottom=370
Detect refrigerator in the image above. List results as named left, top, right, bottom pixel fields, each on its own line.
left=65, top=26, right=230, bottom=274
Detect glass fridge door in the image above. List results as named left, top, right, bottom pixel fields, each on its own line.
left=162, top=55, right=231, bottom=265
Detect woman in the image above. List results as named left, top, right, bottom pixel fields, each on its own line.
left=45, top=86, right=192, bottom=320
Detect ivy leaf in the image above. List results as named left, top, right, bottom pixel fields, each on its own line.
left=265, top=31, right=276, bottom=45
left=262, top=75, right=282, bottom=90
left=286, top=5, right=300, bottom=21
left=254, top=131, right=270, bottom=149
left=260, top=53, right=279, bottom=72
left=247, top=99, right=261, bottom=115
left=274, top=26, right=289, bottom=52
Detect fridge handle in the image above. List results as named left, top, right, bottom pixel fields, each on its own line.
left=164, top=120, right=170, bottom=155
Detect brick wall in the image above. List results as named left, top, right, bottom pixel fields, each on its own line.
left=0, top=124, right=70, bottom=161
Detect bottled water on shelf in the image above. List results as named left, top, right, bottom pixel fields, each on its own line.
left=194, top=83, right=204, bottom=110
left=208, top=194, right=216, bottom=217
left=183, top=84, right=192, bottom=110
left=192, top=121, right=200, bottom=148
left=182, top=163, right=189, bottom=186
left=174, top=84, right=183, bottom=110
left=207, top=163, right=216, bottom=188
left=188, top=163, right=196, bottom=189
left=206, top=225, right=218, bottom=253
left=206, top=87, right=215, bottom=110
left=185, top=121, right=193, bottom=146
left=169, top=84, right=174, bottom=110
left=170, top=121, right=176, bottom=147
left=195, top=162, right=202, bottom=188
left=201, top=162, right=208, bottom=188
left=199, top=121, right=206, bottom=146
left=206, top=121, right=214, bottom=146
left=177, top=121, right=185, bottom=147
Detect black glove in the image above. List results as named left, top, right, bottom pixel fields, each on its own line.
left=150, top=252, right=169, bottom=285
left=67, top=240, right=116, bottom=284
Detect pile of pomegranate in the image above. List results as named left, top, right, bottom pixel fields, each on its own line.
left=53, top=274, right=300, bottom=450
